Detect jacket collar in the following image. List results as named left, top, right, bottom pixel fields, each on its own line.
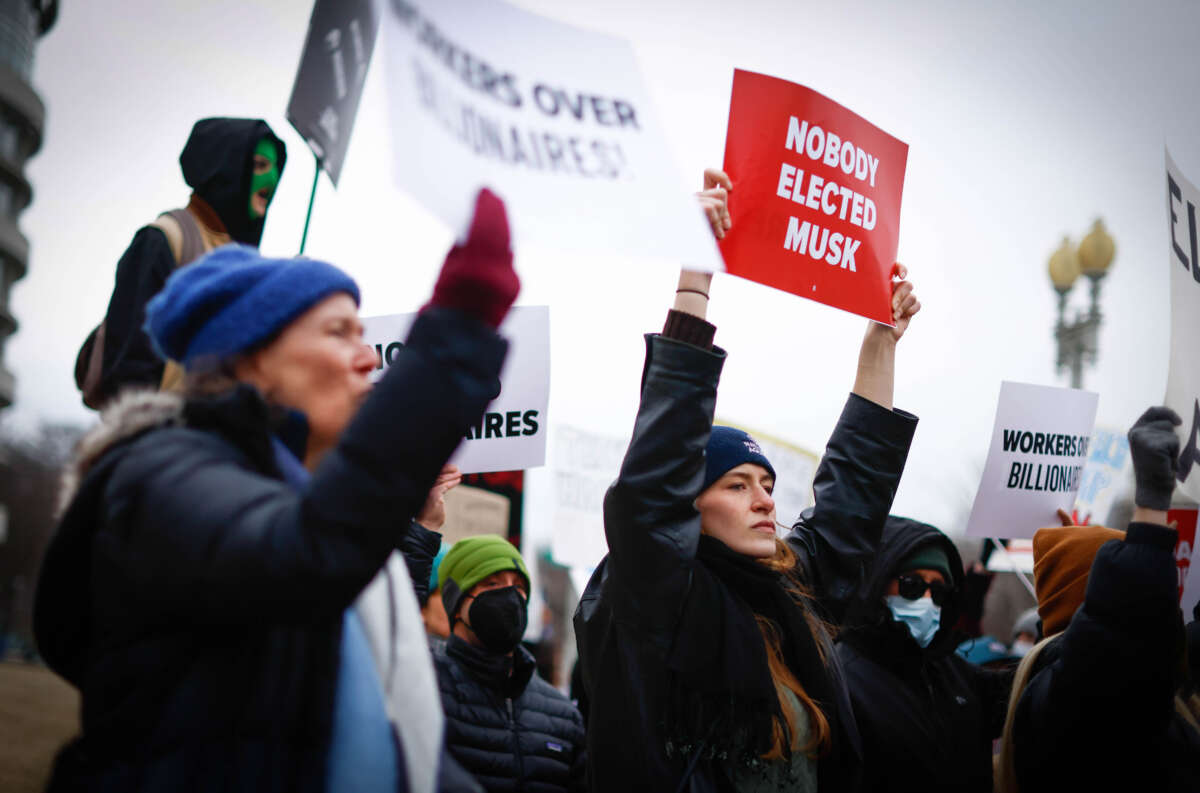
left=446, top=634, right=536, bottom=698
left=60, top=384, right=310, bottom=511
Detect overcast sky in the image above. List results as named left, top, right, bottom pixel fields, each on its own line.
left=7, top=0, right=1200, bottom=561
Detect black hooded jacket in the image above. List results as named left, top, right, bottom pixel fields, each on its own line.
left=835, top=517, right=1013, bottom=793
left=180, top=117, right=286, bottom=249
left=1012, top=522, right=1200, bottom=793
left=98, top=118, right=285, bottom=398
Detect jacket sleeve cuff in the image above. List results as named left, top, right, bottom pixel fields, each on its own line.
left=1124, top=521, right=1178, bottom=550
left=661, top=310, right=716, bottom=350
left=843, top=392, right=919, bottom=447
left=641, top=333, right=726, bottom=387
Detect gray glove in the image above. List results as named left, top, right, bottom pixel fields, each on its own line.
left=1128, top=406, right=1182, bottom=510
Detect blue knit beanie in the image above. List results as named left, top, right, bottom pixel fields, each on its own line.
left=702, top=426, right=776, bottom=491
left=144, top=244, right=360, bottom=367
left=429, top=544, right=450, bottom=593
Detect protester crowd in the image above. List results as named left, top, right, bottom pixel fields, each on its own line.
left=28, top=117, right=1200, bottom=793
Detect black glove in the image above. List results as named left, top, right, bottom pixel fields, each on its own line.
left=1128, top=406, right=1182, bottom=510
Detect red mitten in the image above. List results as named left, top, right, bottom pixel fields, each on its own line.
left=424, top=188, right=520, bottom=328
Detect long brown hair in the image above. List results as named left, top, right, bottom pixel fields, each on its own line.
left=755, top=539, right=834, bottom=759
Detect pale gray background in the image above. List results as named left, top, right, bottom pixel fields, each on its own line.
left=8, top=1, right=1200, bottom=556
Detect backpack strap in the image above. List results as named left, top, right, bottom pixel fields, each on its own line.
left=150, top=208, right=207, bottom=268
left=147, top=208, right=207, bottom=394
left=994, top=635, right=1056, bottom=793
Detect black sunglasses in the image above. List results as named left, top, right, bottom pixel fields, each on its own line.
left=896, top=574, right=954, bottom=607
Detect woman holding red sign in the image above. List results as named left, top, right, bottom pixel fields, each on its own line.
left=574, top=170, right=920, bottom=792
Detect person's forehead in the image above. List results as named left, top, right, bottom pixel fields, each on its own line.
left=899, top=568, right=947, bottom=582
left=724, top=463, right=774, bottom=482
left=477, top=569, right=525, bottom=585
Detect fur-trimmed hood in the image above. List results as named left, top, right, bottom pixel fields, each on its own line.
left=58, top=389, right=185, bottom=515
left=37, top=384, right=291, bottom=686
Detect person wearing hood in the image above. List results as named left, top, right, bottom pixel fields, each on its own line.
left=834, top=517, right=1014, bottom=792
left=432, top=535, right=586, bottom=792
left=575, top=169, right=922, bottom=793
left=1009, top=607, right=1040, bottom=658
left=35, top=188, right=518, bottom=792
left=995, top=407, right=1200, bottom=793
left=84, top=117, right=286, bottom=407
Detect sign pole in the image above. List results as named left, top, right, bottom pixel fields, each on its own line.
left=299, top=153, right=321, bottom=255
left=991, top=537, right=1038, bottom=600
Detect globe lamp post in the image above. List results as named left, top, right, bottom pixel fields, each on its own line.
left=1049, top=220, right=1115, bottom=389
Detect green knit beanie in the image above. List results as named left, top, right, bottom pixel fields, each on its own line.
left=438, top=535, right=530, bottom=623
left=896, top=542, right=953, bottom=580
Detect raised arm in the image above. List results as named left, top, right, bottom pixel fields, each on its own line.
left=95, top=308, right=507, bottom=625
left=600, top=169, right=731, bottom=630
left=787, top=266, right=920, bottom=621
left=1013, top=407, right=1184, bottom=788
left=852, top=264, right=919, bottom=410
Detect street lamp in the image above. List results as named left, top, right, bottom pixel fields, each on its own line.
left=1048, top=219, right=1115, bottom=389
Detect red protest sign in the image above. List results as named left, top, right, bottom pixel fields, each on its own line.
left=719, top=69, right=908, bottom=324
left=1168, top=507, right=1197, bottom=602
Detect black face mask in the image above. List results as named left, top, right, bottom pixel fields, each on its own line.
left=466, top=586, right=528, bottom=654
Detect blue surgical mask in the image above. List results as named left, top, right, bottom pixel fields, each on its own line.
left=886, top=595, right=941, bottom=648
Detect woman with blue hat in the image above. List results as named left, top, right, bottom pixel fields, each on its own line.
left=576, top=168, right=922, bottom=793
left=35, top=189, right=519, bottom=793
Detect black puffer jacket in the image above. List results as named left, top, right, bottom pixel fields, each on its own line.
left=836, top=517, right=1012, bottom=793
left=1013, top=522, right=1200, bottom=793
left=35, top=308, right=506, bottom=793
left=574, top=333, right=917, bottom=793
left=434, top=636, right=586, bottom=792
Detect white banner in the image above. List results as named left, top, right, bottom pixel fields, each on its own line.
left=1165, top=150, right=1200, bottom=502
left=550, top=424, right=628, bottom=570
left=966, top=381, right=1099, bottom=539
left=363, top=305, right=550, bottom=473
left=381, top=0, right=722, bottom=270
left=548, top=421, right=818, bottom=570
left=1072, top=426, right=1132, bottom=526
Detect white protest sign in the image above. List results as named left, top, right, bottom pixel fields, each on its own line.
left=381, top=0, right=722, bottom=270
left=1072, top=426, right=1132, bottom=525
left=550, top=424, right=628, bottom=570
left=363, top=305, right=549, bottom=473
left=441, top=484, right=510, bottom=543
left=1165, top=150, right=1200, bottom=502
left=966, top=381, right=1099, bottom=539
left=985, top=539, right=1035, bottom=574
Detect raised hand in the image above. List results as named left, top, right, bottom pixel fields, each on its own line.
left=697, top=168, right=733, bottom=240
left=886, top=263, right=920, bottom=342
left=416, top=463, right=463, bottom=531
left=1128, top=406, right=1182, bottom=511
left=425, top=188, right=520, bottom=328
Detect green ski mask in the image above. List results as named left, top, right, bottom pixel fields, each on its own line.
left=248, top=138, right=280, bottom=220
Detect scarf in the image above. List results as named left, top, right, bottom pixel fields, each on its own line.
left=665, top=535, right=837, bottom=765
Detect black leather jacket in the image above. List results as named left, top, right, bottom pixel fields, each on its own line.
left=574, top=333, right=917, bottom=793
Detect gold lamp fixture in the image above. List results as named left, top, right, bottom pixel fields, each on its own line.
left=1047, top=236, right=1080, bottom=294
left=1049, top=218, right=1115, bottom=389
left=1077, top=219, right=1115, bottom=279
